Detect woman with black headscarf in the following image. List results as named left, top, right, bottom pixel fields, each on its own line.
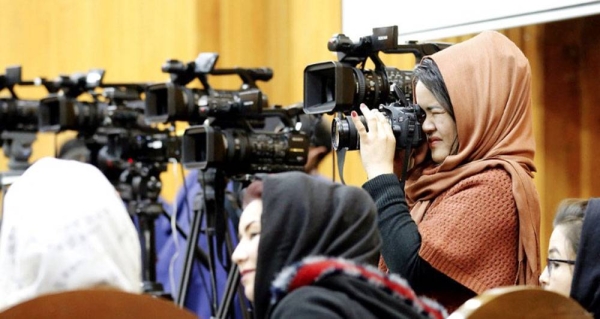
left=232, top=171, right=447, bottom=319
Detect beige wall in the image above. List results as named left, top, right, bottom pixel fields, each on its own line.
left=0, top=0, right=342, bottom=203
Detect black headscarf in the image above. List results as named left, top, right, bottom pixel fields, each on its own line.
left=253, top=172, right=381, bottom=319
left=570, top=198, right=600, bottom=317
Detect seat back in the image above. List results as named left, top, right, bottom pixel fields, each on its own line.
left=448, top=286, right=592, bottom=319
left=0, top=289, right=198, bottom=319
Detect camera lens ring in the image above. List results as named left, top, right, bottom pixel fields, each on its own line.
left=352, top=68, right=366, bottom=108
left=331, top=116, right=362, bottom=151
left=331, top=117, right=344, bottom=150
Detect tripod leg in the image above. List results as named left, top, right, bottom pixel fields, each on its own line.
left=161, top=210, right=210, bottom=269
left=175, top=202, right=209, bottom=309
left=216, top=263, right=253, bottom=319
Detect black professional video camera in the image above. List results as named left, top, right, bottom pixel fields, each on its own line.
left=0, top=66, right=59, bottom=134
left=37, top=69, right=149, bottom=134
left=0, top=66, right=63, bottom=184
left=96, top=125, right=180, bottom=184
left=146, top=52, right=310, bottom=176
left=181, top=104, right=310, bottom=176
left=304, top=25, right=450, bottom=151
left=145, top=52, right=270, bottom=125
left=182, top=115, right=309, bottom=176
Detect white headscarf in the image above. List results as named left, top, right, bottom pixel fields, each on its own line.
left=0, top=157, right=142, bottom=311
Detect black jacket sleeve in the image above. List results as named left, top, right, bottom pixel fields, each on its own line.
left=363, top=174, right=455, bottom=292
left=270, top=287, right=364, bottom=319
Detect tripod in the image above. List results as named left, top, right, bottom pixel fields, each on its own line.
left=176, top=168, right=251, bottom=319
left=1, top=131, right=36, bottom=195
left=118, top=161, right=171, bottom=298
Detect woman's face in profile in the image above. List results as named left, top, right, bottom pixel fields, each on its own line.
left=416, top=81, right=458, bottom=164
left=231, top=199, right=262, bottom=302
left=539, top=225, right=575, bottom=296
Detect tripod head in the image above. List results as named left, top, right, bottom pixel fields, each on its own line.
left=118, top=161, right=166, bottom=207
left=1, top=131, right=37, bottom=194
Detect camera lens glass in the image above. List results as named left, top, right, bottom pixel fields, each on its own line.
left=331, top=117, right=344, bottom=150
left=331, top=116, right=362, bottom=151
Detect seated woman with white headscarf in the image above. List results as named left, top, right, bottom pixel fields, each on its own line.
left=0, top=157, right=142, bottom=311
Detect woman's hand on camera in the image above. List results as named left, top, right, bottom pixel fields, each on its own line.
left=351, top=104, right=396, bottom=180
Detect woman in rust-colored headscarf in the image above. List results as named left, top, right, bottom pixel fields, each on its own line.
left=351, top=31, right=541, bottom=312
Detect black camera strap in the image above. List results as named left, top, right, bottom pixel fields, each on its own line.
left=400, top=144, right=412, bottom=183
left=336, top=148, right=348, bottom=185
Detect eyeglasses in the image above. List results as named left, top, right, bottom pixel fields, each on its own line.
left=546, top=258, right=576, bottom=277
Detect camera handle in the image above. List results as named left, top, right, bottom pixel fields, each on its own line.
left=118, top=162, right=170, bottom=298
left=0, top=131, right=36, bottom=192
left=176, top=168, right=251, bottom=319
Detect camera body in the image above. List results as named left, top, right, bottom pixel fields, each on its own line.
left=1, top=99, right=39, bottom=133
left=303, top=25, right=449, bottom=151
left=148, top=52, right=310, bottom=176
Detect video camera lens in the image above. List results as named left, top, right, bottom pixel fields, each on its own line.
left=145, top=82, right=196, bottom=123
left=331, top=115, right=360, bottom=151
left=332, top=103, right=425, bottom=151
left=304, top=61, right=412, bottom=115
left=0, top=99, right=39, bottom=132
left=182, top=125, right=309, bottom=175
left=38, top=95, right=106, bottom=132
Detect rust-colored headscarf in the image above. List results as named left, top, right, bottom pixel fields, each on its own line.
left=405, top=31, right=541, bottom=285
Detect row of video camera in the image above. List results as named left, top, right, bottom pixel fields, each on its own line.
left=0, top=52, right=311, bottom=184
left=2, top=25, right=450, bottom=185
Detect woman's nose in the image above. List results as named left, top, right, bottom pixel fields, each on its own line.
left=231, top=243, right=245, bottom=264
left=539, top=266, right=549, bottom=287
left=422, top=116, right=435, bottom=133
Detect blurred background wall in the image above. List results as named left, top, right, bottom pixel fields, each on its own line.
left=0, top=0, right=344, bottom=200
left=1, top=0, right=599, bottom=260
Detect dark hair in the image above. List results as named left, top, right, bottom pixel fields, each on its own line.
left=553, top=199, right=587, bottom=257
left=298, top=114, right=332, bottom=153
left=58, top=138, right=91, bottom=162
left=311, top=116, right=332, bottom=154
left=413, top=58, right=455, bottom=120
left=242, top=179, right=264, bottom=209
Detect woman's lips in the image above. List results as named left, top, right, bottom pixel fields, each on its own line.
left=428, top=138, right=441, bottom=147
left=240, top=269, right=255, bottom=280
